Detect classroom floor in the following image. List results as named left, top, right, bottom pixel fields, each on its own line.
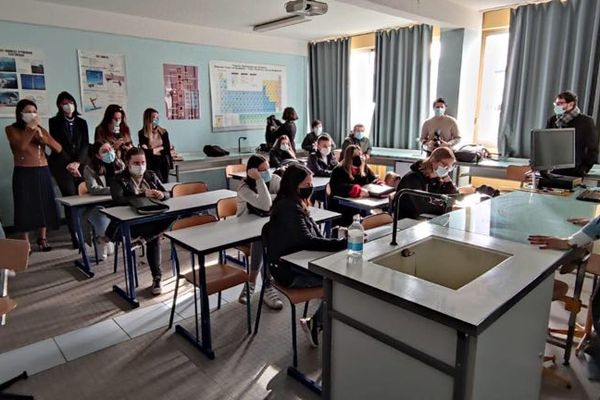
left=1, top=226, right=600, bottom=400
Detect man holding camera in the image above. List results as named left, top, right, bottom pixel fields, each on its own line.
left=420, top=98, right=461, bottom=152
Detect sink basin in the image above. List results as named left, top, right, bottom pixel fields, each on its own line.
left=371, top=236, right=511, bottom=290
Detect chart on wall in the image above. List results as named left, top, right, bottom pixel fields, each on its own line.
left=77, top=50, right=127, bottom=117
left=163, top=64, right=200, bottom=120
left=209, top=60, right=287, bottom=131
left=0, top=47, right=48, bottom=117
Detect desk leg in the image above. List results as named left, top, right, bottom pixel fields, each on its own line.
left=112, top=222, right=139, bottom=308
left=70, top=206, right=94, bottom=278
left=1, top=269, right=7, bottom=326
left=563, top=258, right=588, bottom=365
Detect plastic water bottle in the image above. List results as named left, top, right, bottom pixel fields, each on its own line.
left=347, top=215, right=364, bottom=258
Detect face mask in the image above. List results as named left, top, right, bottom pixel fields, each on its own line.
left=298, top=186, right=314, bottom=199
left=434, top=107, right=445, bottom=117
left=435, top=165, right=449, bottom=178
left=101, top=150, right=116, bottom=164
left=129, top=164, right=146, bottom=177
left=152, top=118, right=159, bottom=127
left=554, top=104, right=566, bottom=116
left=280, top=144, right=289, bottom=152
left=314, top=126, right=323, bottom=135
left=354, top=131, right=364, bottom=140
left=62, top=103, right=75, bottom=114
left=260, top=170, right=272, bottom=183
left=21, top=112, right=37, bottom=124
left=320, top=146, right=331, bottom=156
left=113, top=119, right=122, bottom=127
left=352, top=155, right=363, bottom=167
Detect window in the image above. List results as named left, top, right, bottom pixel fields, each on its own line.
left=475, top=31, right=510, bottom=149
left=350, top=48, right=375, bottom=135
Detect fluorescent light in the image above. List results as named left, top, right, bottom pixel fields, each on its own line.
left=253, top=15, right=310, bottom=32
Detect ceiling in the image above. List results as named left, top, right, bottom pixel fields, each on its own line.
left=449, top=0, right=531, bottom=11
left=35, top=0, right=413, bottom=41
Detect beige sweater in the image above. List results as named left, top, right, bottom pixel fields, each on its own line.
left=420, top=115, right=461, bottom=147
left=236, top=174, right=281, bottom=217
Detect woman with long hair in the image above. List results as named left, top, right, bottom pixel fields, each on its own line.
left=94, top=104, right=133, bottom=160
left=138, top=108, right=172, bottom=182
left=6, top=99, right=62, bottom=251
left=268, top=163, right=346, bottom=347
left=269, top=134, right=296, bottom=168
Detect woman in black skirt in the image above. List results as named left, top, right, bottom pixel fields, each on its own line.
left=5, top=99, right=62, bottom=251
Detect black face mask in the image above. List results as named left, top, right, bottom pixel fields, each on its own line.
left=352, top=155, right=363, bottom=167
left=298, top=186, right=314, bottom=199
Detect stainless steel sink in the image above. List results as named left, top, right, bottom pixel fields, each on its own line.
left=371, top=236, right=511, bottom=290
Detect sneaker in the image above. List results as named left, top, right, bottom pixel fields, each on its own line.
left=263, top=286, right=283, bottom=310
left=238, top=282, right=255, bottom=304
left=300, top=317, right=319, bottom=348
left=151, top=277, right=162, bottom=295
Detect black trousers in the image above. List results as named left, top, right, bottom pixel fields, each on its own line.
left=51, top=165, right=82, bottom=243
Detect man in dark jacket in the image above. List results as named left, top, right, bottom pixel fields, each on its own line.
left=545, top=91, right=598, bottom=177
left=307, top=135, right=338, bottom=177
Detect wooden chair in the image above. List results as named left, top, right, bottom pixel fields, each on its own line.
left=505, top=165, right=530, bottom=188
left=361, top=212, right=393, bottom=231
left=575, top=253, right=600, bottom=356
left=168, top=215, right=251, bottom=334
left=254, top=223, right=323, bottom=388
left=215, top=197, right=251, bottom=272
left=225, top=164, right=246, bottom=190
left=172, top=182, right=208, bottom=197
left=0, top=239, right=34, bottom=400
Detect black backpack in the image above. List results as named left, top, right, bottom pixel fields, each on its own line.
left=203, top=145, right=230, bottom=157
left=265, top=115, right=282, bottom=149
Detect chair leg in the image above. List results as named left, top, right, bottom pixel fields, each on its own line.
left=132, top=251, right=139, bottom=288
left=217, top=291, right=222, bottom=310
left=168, top=275, right=180, bottom=330
left=113, top=241, right=120, bottom=273
left=254, top=278, right=267, bottom=334
left=245, top=282, right=252, bottom=335
left=91, top=226, right=99, bottom=265
left=303, top=301, right=309, bottom=318
left=291, top=304, right=298, bottom=368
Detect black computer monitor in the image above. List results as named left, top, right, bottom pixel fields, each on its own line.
left=530, top=128, right=576, bottom=171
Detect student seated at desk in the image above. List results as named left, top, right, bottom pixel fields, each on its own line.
left=329, top=145, right=381, bottom=226
left=106, top=147, right=172, bottom=295
left=269, top=135, right=297, bottom=168
left=83, top=142, right=125, bottom=259
left=395, top=147, right=459, bottom=219
left=384, top=171, right=401, bottom=188
left=236, top=154, right=283, bottom=310
left=268, top=164, right=347, bottom=347
left=306, top=134, right=338, bottom=177
left=301, top=120, right=323, bottom=152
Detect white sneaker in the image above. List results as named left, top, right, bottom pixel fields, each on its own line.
left=238, top=282, right=255, bottom=304
left=106, top=241, right=115, bottom=255
left=151, top=277, right=163, bottom=295
left=263, top=286, right=283, bottom=310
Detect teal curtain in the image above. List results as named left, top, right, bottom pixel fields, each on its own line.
left=498, top=0, right=600, bottom=157
left=308, top=38, right=350, bottom=145
left=372, top=25, right=433, bottom=149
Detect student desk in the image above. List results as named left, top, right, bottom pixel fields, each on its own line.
left=333, top=196, right=390, bottom=216
left=230, top=170, right=330, bottom=191
left=101, top=189, right=237, bottom=307
left=163, top=207, right=340, bottom=360
left=57, top=194, right=113, bottom=277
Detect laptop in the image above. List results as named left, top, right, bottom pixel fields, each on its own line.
left=363, top=183, right=395, bottom=198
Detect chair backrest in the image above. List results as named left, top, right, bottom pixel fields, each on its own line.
left=78, top=181, right=88, bottom=195
left=171, top=214, right=218, bottom=231
left=361, top=213, right=393, bottom=230
left=225, top=164, right=246, bottom=177
left=506, top=165, right=530, bottom=184
left=172, top=182, right=208, bottom=197
left=333, top=149, right=342, bottom=162
left=0, top=239, right=30, bottom=272
left=217, top=197, right=237, bottom=219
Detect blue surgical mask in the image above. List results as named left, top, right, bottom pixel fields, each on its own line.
left=436, top=165, right=449, bottom=178
left=434, top=107, right=445, bottom=117
left=260, top=170, right=272, bottom=183
left=152, top=118, right=159, bottom=127
left=354, top=131, right=364, bottom=140
left=554, top=104, right=566, bottom=116
left=101, top=150, right=116, bottom=164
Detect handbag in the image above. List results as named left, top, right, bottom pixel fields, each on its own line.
left=128, top=197, right=170, bottom=215
left=454, top=144, right=490, bottom=164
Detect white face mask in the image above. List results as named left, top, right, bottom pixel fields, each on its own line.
left=435, top=165, right=450, bottom=178
left=280, top=144, right=290, bottom=152
left=22, top=112, right=37, bottom=124
left=129, top=164, right=146, bottom=177
left=320, top=146, right=331, bottom=156
left=314, top=126, right=323, bottom=135
left=62, top=103, right=75, bottom=114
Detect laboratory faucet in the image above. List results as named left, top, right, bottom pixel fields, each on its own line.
left=390, top=189, right=454, bottom=245
left=238, top=136, right=247, bottom=153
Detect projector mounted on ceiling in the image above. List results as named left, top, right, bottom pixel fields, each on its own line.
left=253, top=1, right=328, bottom=32
left=285, top=0, right=328, bottom=16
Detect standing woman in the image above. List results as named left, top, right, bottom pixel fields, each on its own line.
left=6, top=99, right=62, bottom=251
left=277, top=106, right=299, bottom=152
left=48, top=91, right=89, bottom=247
left=138, top=108, right=173, bottom=183
left=94, top=104, right=133, bottom=160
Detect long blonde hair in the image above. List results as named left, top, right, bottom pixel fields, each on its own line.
left=142, top=108, right=164, bottom=138
left=340, top=144, right=365, bottom=180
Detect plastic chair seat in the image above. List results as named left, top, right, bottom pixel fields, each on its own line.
left=272, top=283, right=323, bottom=305
left=183, top=264, right=248, bottom=296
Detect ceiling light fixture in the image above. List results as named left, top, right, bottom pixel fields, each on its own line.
left=252, top=15, right=310, bottom=32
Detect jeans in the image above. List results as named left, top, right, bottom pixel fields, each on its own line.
left=87, top=206, right=111, bottom=239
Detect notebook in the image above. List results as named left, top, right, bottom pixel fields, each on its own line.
left=576, top=189, right=600, bottom=203
left=363, top=184, right=395, bottom=198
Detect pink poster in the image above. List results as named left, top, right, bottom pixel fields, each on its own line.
left=163, top=64, right=200, bottom=120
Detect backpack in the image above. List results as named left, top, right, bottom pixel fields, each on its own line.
left=265, top=115, right=282, bottom=149
left=203, top=145, right=230, bottom=157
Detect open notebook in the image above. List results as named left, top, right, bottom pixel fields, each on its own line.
left=363, top=183, right=395, bottom=198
